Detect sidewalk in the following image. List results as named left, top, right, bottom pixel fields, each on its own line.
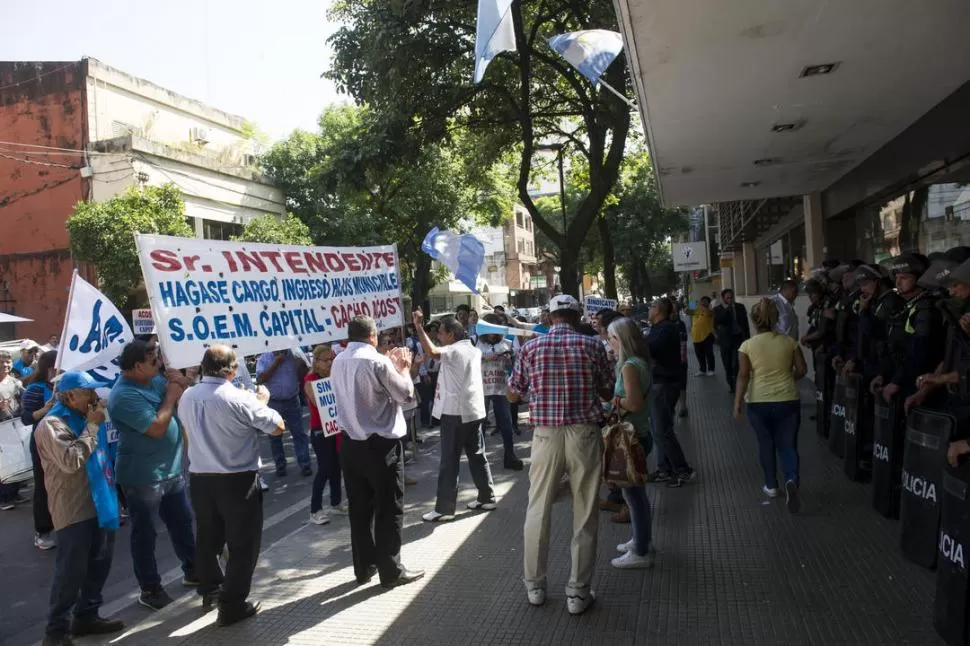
left=71, top=367, right=943, bottom=646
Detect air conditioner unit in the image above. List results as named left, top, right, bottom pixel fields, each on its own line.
left=189, top=127, right=209, bottom=146
left=243, top=153, right=258, bottom=167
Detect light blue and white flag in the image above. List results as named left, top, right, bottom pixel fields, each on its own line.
left=421, top=227, right=486, bottom=294
left=547, top=29, right=624, bottom=86
left=56, top=271, right=134, bottom=389
left=474, top=0, right=516, bottom=83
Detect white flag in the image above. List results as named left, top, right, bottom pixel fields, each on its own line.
left=56, top=271, right=134, bottom=389
left=474, top=0, right=516, bottom=83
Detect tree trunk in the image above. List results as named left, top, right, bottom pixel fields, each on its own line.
left=598, top=216, right=617, bottom=300
left=410, top=253, right=433, bottom=312
left=559, top=246, right=580, bottom=298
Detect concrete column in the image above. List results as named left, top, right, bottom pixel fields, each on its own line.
left=741, top=242, right=757, bottom=296
left=720, top=253, right=734, bottom=291
left=804, top=192, right=825, bottom=269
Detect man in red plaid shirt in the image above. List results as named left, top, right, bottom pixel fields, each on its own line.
left=508, top=294, right=613, bottom=616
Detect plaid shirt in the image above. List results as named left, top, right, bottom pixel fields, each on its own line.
left=508, top=323, right=613, bottom=427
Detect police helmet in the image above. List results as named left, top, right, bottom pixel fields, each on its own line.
left=888, top=253, right=930, bottom=278
left=803, top=278, right=824, bottom=294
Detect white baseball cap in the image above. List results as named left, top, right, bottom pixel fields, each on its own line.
left=19, top=339, right=40, bottom=351
left=548, top=294, right=581, bottom=313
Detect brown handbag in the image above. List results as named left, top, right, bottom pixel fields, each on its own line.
left=601, top=410, right=649, bottom=487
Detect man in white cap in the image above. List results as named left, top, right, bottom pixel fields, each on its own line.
left=13, top=339, right=40, bottom=379
left=508, top=294, right=613, bottom=616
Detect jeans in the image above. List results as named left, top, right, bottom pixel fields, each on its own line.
left=47, top=518, right=115, bottom=638
left=268, top=396, right=311, bottom=470
left=621, top=485, right=653, bottom=556
left=746, top=400, right=800, bottom=489
left=693, top=335, right=716, bottom=373
left=435, top=415, right=495, bottom=515
left=310, top=430, right=342, bottom=512
left=649, top=382, right=691, bottom=475
left=122, top=474, right=196, bottom=591
left=484, top=394, right=517, bottom=459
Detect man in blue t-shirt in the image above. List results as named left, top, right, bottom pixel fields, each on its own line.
left=256, top=349, right=310, bottom=477
left=108, top=340, right=197, bottom=611
left=12, top=339, right=39, bottom=379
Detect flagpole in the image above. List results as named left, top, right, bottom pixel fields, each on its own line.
left=54, top=270, right=78, bottom=371
left=598, top=80, right=636, bottom=109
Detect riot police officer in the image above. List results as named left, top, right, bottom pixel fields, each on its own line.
left=800, top=279, right=826, bottom=351
left=829, top=260, right=865, bottom=372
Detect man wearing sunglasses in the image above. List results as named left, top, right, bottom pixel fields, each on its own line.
left=107, top=340, right=197, bottom=611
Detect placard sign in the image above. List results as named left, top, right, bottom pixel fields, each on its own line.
left=310, top=378, right=340, bottom=437
left=132, top=308, right=156, bottom=335
left=584, top=296, right=618, bottom=317
left=672, top=242, right=709, bottom=272
left=135, top=235, right=404, bottom=369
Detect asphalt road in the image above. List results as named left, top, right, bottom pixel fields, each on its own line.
left=1, top=410, right=321, bottom=646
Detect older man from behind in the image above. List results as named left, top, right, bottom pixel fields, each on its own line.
left=509, top=294, right=613, bottom=616
left=178, top=345, right=285, bottom=626
left=332, top=316, right=425, bottom=589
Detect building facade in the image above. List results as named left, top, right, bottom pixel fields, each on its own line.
left=0, top=58, right=284, bottom=340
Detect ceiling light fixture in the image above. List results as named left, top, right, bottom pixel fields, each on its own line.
left=800, top=62, right=840, bottom=77
left=740, top=181, right=761, bottom=188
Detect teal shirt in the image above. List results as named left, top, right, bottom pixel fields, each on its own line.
left=614, top=357, right=652, bottom=438
left=108, top=375, right=183, bottom=485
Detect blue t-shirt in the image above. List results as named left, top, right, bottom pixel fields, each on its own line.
left=255, top=351, right=302, bottom=400
left=108, top=375, right=182, bottom=485
left=12, top=359, right=34, bottom=379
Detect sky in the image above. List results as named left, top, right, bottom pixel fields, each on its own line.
left=1, top=0, right=347, bottom=141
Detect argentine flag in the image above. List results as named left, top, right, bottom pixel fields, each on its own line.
left=547, top=29, right=624, bottom=86
left=473, top=0, right=516, bottom=83
left=421, top=227, right=486, bottom=294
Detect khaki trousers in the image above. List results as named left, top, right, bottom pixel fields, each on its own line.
left=523, top=423, right=603, bottom=595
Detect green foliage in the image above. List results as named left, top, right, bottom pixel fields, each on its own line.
left=66, top=184, right=193, bottom=304
left=233, top=213, right=313, bottom=246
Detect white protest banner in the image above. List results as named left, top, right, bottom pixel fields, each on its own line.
left=132, top=308, right=156, bottom=335
left=135, top=235, right=404, bottom=369
left=310, top=378, right=340, bottom=437
left=584, top=296, right=618, bottom=317
left=55, top=271, right=134, bottom=388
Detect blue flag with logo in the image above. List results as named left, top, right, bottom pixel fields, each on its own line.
left=547, top=29, right=624, bottom=86
left=474, top=0, right=516, bottom=83
left=421, top=228, right=486, bottom=294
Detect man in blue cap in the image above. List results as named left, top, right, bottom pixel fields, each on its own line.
left=34, top=371, right=124, bottom=646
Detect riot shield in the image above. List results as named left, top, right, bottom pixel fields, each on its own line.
left=872, top=392, right=904, bottom=518
left=814, top=349, right=829, bottom=439
left=934, top=461, right=970, bottom=646
left=899, top=407, right=955, bottom=569
left=829, top=373, right=847, bottom=458
left=843, top=374, right=872, bottom=482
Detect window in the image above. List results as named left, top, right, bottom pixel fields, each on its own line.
left=516, top=211, right=524, bottom=228
left=202, top=220, right=243, bottom=241
left=525, top=216, right=533, bottom=232
left=755, top=224, right=806, bottom=293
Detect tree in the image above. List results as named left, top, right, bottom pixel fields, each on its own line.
left=326, top=0, right=632, bottom=297
left=66, top=184, right=193, bottom=304
left=262, top=106, right=516, bottom=306
left=233, top=213, right=313, bottom=245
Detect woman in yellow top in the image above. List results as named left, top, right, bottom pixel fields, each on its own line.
left=733, top=297, right=807, bottom=513
left=686, top=296, right=716, bottom=377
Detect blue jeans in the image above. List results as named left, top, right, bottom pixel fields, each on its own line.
left=310, top=430, right=342, bottom=512
left=47, top=518, right=115, bottom=637
left=746, top=400, right=800, bottom=489
left=621, top=485, right=653, bottom=556
left=268, top=396, right=311, bottom=471
left=648, top=382, right=690, bottom=475
left=484, top=394, right=516, bottom=458
left=123, top=474, right=196, bottom=591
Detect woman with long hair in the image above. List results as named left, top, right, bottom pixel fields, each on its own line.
left=606, top=317, right=656, bottom=568
left=21, top=350, right=58, bottom=550
left=304, top=345, right=345, bottom=525
left=733, top=297, right=807, bottom=513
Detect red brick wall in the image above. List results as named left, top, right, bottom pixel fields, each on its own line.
left=0, top=61, right=87, bottom=341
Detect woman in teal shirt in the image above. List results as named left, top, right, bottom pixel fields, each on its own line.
left=607, top=317, right=655, bottom=569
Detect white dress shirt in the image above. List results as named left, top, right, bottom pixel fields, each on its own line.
left=773, top=292, right=798, bottom=340
left=331, top=341, right=415, bottom=440
left=432, top=339, right=487, bottom=423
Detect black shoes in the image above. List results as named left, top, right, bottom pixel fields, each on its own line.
left=217, top=601, right=260, bottom=627
left=137, top=586, right=174, bottom=611
left=301, top=466, right=313, bottom=477
left=201, top=589, right=221, bottom=612
left=381, top=568, right=425, bottom=589
left=356, top=565, right=379, bottom=585
left=71, top=615, right=125, bottom=636
left=504, top=456, right=525, bottom=471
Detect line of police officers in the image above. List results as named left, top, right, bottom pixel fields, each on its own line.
left=799, top=248, right=970, bottom=645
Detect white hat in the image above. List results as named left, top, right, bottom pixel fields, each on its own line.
left=548, top=294, right=581, bottom=313
left=19, top=339, right=39, bottom=351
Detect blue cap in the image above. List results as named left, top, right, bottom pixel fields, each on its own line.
left=55, top=371, right=102, bottom=393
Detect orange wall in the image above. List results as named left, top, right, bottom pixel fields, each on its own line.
left=0, top=61, right=87, bottom=341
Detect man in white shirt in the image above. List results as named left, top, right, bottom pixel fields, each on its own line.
left=773, top=279, right=799, bottom=340
left=331, top=316, right=425, bottom=589
left=413, top=308, right=496, bottom=522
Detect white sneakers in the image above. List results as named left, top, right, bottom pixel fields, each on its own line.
left=422, top=510, right=455, bottom=522
left=613, top=539, right=656, bottom=569
left=763, top=485, right=779, bottom=498
left=34, top=532, right=56, bottom=551
left=706, top=371, right=716, bottom=377
left=616, top=538, right=636, bottom=553
left=330, top=503, right=349, bottom=515
left=566, top=590, right=596, bottom=615
left=527, top=587, right=546, bottom=606
left=309, top=510, right=330, bottom=525
left=466, top=501, right=497, bottom=511
left=693, top=370, right=705, bottom=377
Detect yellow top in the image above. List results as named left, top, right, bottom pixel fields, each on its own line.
left=690, top=308, right=714, bottom=342
left=738, top=332, right=799, bottom=402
